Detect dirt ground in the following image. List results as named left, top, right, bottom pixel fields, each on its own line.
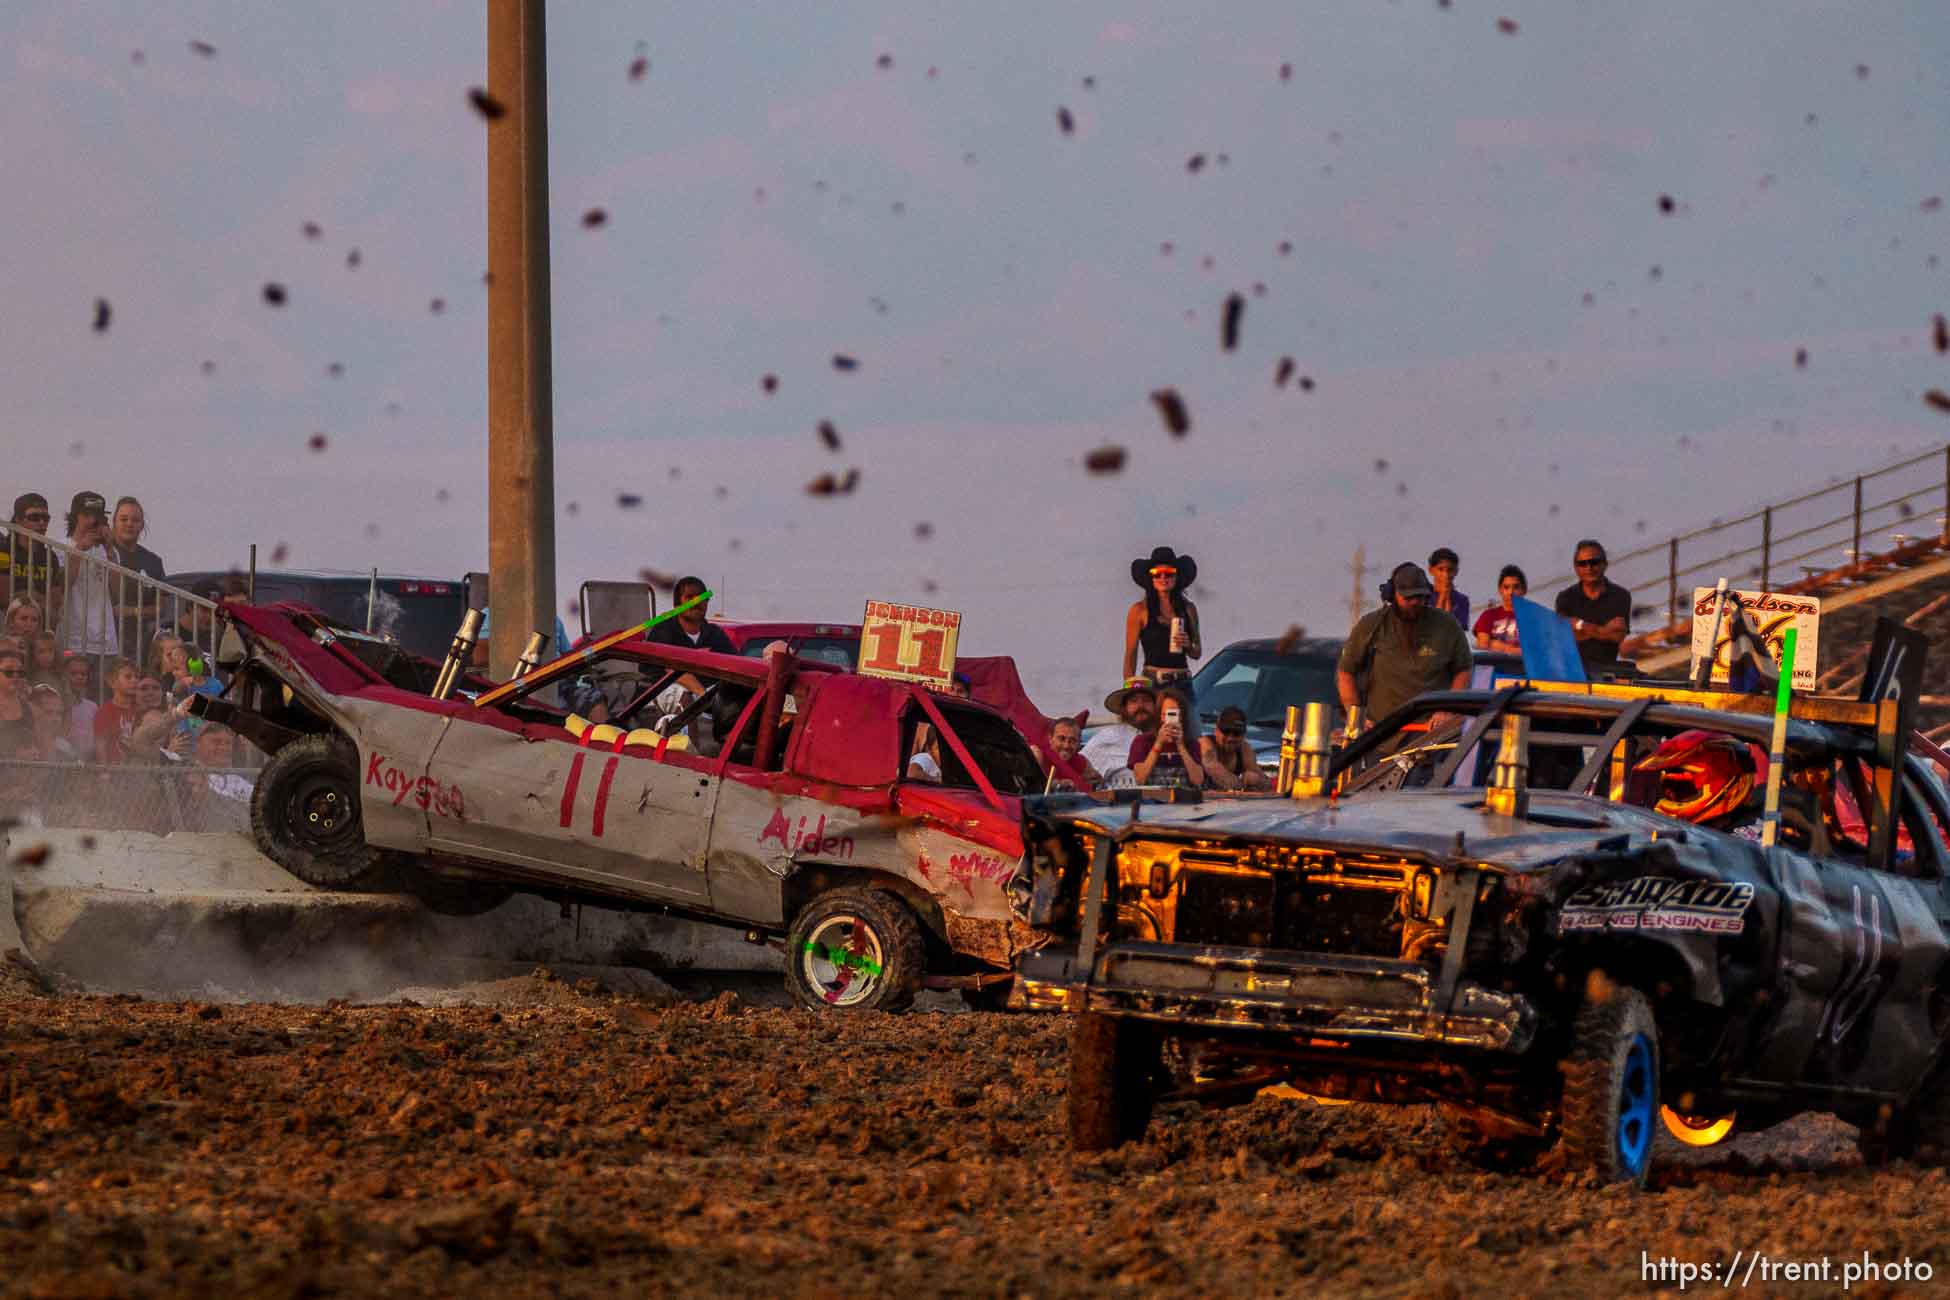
left=3, top=967, right=1947, bottom=1299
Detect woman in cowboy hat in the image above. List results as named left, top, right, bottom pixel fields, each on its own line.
left=1121, top=545, right=1202, bottom=684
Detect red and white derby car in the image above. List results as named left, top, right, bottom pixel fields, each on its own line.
left=198, top=602, right=1047, bottom=1010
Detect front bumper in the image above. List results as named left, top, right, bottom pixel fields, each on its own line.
left=1014, top=940, right=1536, bottom=1053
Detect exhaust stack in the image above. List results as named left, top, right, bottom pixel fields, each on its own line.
left=1486, top=713, right=1530, bottom=818
left=432, top=609, right=485, bottom=701
left=1276, top=706, right=1300, bottom=793
left=511, top=631, right=549, bottom=679
left=1289, top=702, right=1332, bottom=799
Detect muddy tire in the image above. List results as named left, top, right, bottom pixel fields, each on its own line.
left=1910, top=1070, right=1950, bottom=1163
left=1864, top=1062, right=1950, bottom=1165
left=1558, top=979, right=1659, bottom=1188
left=1068, top=1013, right=1159, bottom=1152
left=249, top=735, right=389, bottom=890
left=784, top=887, right=925, bottom=1012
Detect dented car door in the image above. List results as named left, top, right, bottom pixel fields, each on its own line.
left=420, top=710, right=714, bottom=905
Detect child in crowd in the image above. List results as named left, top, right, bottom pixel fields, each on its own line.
left=91, top=658, right=139, bottom=764
left=26, top=632, right=60, bottom=693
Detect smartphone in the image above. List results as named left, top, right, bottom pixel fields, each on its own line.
left=1162, top=703, right=1181, bottom=728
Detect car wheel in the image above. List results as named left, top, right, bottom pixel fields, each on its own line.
left=1910, top=1071, right=1950, bottom=1164
left=396, top=864, right=516, bottom=917
left=1068, top=1012, right=1159, bottom=1152
left=784, top=887, right=925, bottom=1012
left=1558, top=976, right=1659, bottom=1188
left=1660, top=1106, right=1737, bottom=1148
left=249, top=735, right=389, bottom=890
left=1864, top=1061, right=1950, bottom=1165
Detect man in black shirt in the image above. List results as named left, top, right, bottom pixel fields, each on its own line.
left=646, top=576, right=734, bottom=654
left=1553, top=539, right=1631, bottom=671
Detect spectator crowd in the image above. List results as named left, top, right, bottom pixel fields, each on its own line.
left=1, top=487, right=245, bottom=777
left=6, top=472, right=1638, bottom=802
left=1031, top=536, right=1638, bottom=792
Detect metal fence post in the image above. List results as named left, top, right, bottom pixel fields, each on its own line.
left=1852, top=477, right=1863, bottom=570
left=1942, top=445, right=1949, bottom=545
left=1761, top=506, right=1772, bottom=590
left=1667, top=537, right=1678, bottom=626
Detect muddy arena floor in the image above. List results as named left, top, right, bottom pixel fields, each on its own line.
left=2, top=966, right=1946, bottom=1299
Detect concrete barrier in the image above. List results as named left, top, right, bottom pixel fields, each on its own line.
left=0, top=834, right=26, bottom=961
left=4, top=828, right=779, bottom=1002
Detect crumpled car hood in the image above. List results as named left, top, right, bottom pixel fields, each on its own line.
left=1026, top=787, right=1689, bottom=873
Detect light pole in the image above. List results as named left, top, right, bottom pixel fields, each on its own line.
left=484, top=0, right=556, bottom=678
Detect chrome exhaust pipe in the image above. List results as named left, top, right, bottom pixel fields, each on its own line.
left=432, top=609, right=485, bottom=701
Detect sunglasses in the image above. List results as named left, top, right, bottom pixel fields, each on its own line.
left=1149, top=567, right=1176, bottom=577
left=1219, top=727, right=1246, bottom=737
left=1575, top=557, right=1606, bottom=569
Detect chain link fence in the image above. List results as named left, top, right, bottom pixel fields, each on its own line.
left=1, top=760, right=256, bottom=834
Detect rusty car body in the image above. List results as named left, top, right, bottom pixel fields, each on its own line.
left=200, top=601, right=1047, bottom=1010
left=1013, top=677, right=1950, bottom=1184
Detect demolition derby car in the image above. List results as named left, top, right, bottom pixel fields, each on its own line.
left=1013, top=672, right=1950, bottom=1185
left=197, top=601, right=1047, bottom=1011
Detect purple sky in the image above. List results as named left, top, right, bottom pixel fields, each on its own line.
left=5, top=2, right=1950, bottom=707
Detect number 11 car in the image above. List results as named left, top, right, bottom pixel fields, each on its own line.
left=196, top=600, right=1047, bottom=1011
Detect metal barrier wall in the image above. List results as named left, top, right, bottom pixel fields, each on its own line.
left=0, top=760, right=255, bottom=834
left=1, top=522, right=221, bottom=677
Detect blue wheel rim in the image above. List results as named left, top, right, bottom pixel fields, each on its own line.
left=1617, top=1032, right=1654, bottom=1173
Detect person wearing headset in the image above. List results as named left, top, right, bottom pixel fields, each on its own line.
left=1336, top=562, right=1473, bottom=735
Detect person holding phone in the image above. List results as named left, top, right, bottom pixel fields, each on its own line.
left=1127, top=689, right=1205, bottom=788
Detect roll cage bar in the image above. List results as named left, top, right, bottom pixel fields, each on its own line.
left=1333, top=679, right=1914, bottom=873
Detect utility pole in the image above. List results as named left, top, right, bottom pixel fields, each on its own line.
left=485, top=0, right=556, bottom=679
left=1348, top=545, right=1366, bottom=629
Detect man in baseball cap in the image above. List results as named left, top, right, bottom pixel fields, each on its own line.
left=54, top=491, right=119, bottom=657
left=65, top=491, right=108, bottom=535
left=1336, top=561, right=1472, bottom=730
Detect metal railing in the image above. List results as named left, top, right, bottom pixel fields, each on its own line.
left=1535, top=443, right=1950, bottom=633
left=1, top=522, right=221, bottom=679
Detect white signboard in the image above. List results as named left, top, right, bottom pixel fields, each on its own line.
left=858, top=600, right=961, bottom=688
left=1688, top=588, right=1821, bottom=690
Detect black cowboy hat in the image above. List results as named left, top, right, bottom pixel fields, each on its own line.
left=1130, top=545, right=1197, bottom=590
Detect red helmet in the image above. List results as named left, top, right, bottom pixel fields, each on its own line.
left=1637, top=730, right=1765, bottom=825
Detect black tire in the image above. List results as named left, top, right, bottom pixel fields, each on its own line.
left=396, top=864, right=516, bottom=917
left=1558, top=977, right=1660, bottom=1188
left=1864, top=1061, right=1950, bottom=1165
left=1912, top=1065, right=1950, bottom=1163
left=249, top=735, right=389, bottom=890
left=1068, top=1013, right=1159, bottom=1152
left=784, top=887, right=926, bottom=1012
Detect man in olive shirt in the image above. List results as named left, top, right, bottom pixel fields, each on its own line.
left=1337, top=562, right=1473, bottom=731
